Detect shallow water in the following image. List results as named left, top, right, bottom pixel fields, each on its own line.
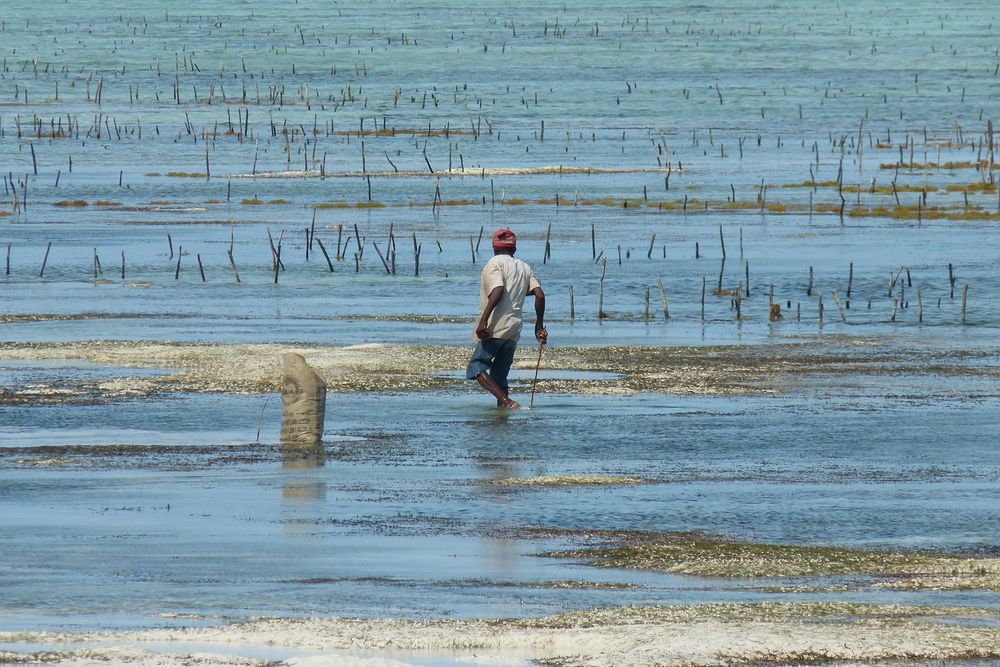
left=2, top=381, right=1000, bottom=633
left=2, top=1, right=1000, bottom=659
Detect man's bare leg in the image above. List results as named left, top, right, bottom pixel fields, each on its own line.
left=475, top=372, right=520, bottom=409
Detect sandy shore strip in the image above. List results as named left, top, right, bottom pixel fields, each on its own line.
left=2, top=337, right=997, bottom=401
left=4, top=602, right=1000, bottom=666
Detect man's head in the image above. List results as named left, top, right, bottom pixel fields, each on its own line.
left=492, top=227, right=517, bottom=255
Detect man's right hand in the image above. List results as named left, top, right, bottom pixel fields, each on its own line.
left=476, top=318, right=491, bottom=340
left=535, top=326, right=548, bottom=346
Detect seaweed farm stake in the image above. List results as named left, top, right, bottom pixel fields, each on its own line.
left=598, top=257, right=607, bottom=318
left=569, top=285, right=575, bottom=319
left=917, top=288, right=923, bottom=323
left=273, top=241, right=282, bottom=284
left=120, top=251, right=125, bottom=280
left=701, top=277, right=706, bottom=320
left=5, top=243, right=10, bottom=275
left=647, top=232, right=656, bottom=259
left=175, top=246, right=182, bottom=280
left=818, top=293, right=824, bottom=325
left=719, top=225, right=726, bottom=259
left=656, top=277, right=669, bottom=319
left=372, top=241, right=391, bottom=274
left=227, top=236, right=241, bottom=284
left=962, top=284, right=969, bottom=323
left=168, top=233, right=174, bottom=260
left=39, top=241, right=51, bottom=277
left=197, top=253, right=206, bottom=282
left=847, top=262, right=854, bottom=305
left=807, top=266, right=813, bottom=296
left=832, top=290, right=847, bottom=322
left=315, top=237, right=334, bottom=272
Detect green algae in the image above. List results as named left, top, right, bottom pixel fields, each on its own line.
left=545, top=533, right=1000, bottom=588
left=1, top=339, right=997, bottom=402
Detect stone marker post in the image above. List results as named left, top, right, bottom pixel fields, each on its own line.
left=279, top=353, right=327, bottom=463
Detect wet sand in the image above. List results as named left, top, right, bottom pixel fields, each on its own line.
left=5, top=602, right=1000, bottom=666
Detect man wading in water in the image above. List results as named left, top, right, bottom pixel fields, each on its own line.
left=466, top=228, right=547, bottom=409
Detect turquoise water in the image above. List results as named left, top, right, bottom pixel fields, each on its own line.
left=2, top=0, right=1000, bottom=645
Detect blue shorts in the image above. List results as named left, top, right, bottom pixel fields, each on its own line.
left=466, top=338, right=517, bottom=395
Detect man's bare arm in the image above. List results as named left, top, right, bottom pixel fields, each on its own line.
left=531, top=287, right=547, bottom=345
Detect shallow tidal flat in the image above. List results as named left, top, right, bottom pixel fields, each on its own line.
left=3, top=0, right=1000, bottom=665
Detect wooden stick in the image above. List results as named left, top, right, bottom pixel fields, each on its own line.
left=961, top=284, right=969, bottom=323
left=701, top=277, right=706, bottom=320
left=197, top=253, right=206, bottom=282
left=569, top=285, right=575, bottom=319
left=273, top=241, right=282, bottom=284
left=529, top=343, right=544, bottom=408
left=831, top=289, right=847, bottom=322
left=656, top=277, right=669, bottom=319
left=39, top=241, right=51, bottom=277
left=315, top=237, right=334, bottom=272
left=372, top=241, right=391, bottom=274
left=175, top=246, right=182, bottom=280
left=227, top=247, right=241, bottom=283
left=916, top=288, right=923, bottom=323
left=598, top=257, right=607, bottom=318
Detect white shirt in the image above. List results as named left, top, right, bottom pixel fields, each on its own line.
left=475, top=254, right=541, bottom=342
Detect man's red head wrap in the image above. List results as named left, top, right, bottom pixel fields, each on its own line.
left=492, top=227, right=517, bottom=250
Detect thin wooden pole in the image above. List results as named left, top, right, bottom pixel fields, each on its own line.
left=316, top=237, right=334, bottom=271
left=39, top=241, right=51, bottom=277
left=701, top=277, right=706, bottom=320
left=831, top=290, right=847, bottom=322
left=656, top=278, right=669, bottom=319
left=529, top=344, right=544, bottom=408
